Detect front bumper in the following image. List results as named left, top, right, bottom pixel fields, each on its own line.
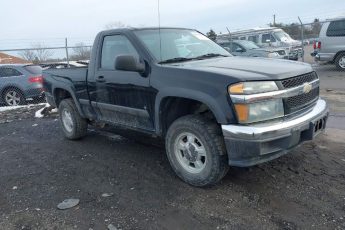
left=222, top=99, right=328, bottom=167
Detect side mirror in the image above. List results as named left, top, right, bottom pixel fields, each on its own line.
left=236, top=47, right=244, bottom=52
left=115, top=55, right=145, bottom=72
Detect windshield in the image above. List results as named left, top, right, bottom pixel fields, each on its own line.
left=134, top=29, right=230, bottom=63
left=236, top=40, right=260, bottom=49
left=273, top=31, right=292, bottom=42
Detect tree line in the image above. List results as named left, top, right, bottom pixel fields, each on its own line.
left=19, top=42, right=91, bottom=64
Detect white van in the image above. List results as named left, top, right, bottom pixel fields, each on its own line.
left=218, top=27, right=302, bottom=60
left=314, top=17, right=345, bottom=70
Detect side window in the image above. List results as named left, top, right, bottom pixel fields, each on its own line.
left=219, top=42, right=231, bottom=50
left=248, top=35, right=258, bottom=43
left=240, top=36, right=246, bottom=40
left=231, top=43, right=242, bottom=52
left=100, top=35, right=139, bottom=70
left=270, top=34, right=276, bottom=42
left=0, top=68, right=22, bottom=77
left=261, top=33, right=276, bottom=43
left=326, top=20, right=345, bottom=37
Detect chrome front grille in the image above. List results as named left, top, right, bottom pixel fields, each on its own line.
left=280, top=72, right=319, bottom=115
left=285, top=87, right=319, bottom=114
left=281, top=72, right=318, bottom=89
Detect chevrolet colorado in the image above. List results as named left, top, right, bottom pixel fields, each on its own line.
left=43, top=28, right=328, bottom=186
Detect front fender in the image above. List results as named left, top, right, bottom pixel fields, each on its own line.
left=154, top=87, right=234, bottom=133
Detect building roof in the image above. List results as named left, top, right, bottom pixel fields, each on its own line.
left=0, top=52, right=31, bottom=64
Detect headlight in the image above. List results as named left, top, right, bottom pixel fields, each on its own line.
left=268, top=52, right=279, bottom=58
left=233, top=99, right=284, bottom=123
left=228, top=81, right=283, bottom=123
left=228, top=81, right=278, bottom=94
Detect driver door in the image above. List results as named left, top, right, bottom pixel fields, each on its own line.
left=91, top=34, right=155, bottom=131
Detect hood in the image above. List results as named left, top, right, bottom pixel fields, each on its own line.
left=167, top=56, right=313, bottom=81
left=281, top=39, right=302, bottom=47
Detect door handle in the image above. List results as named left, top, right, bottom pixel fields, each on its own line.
left=96, top=76, right=106, bottom=83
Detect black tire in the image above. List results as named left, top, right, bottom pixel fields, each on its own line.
left=165, top=115, right=229, bottom=187
left=58, top=98, right=88, bottom=140
left=335, top=52, right=345, bottom=71
left=3, top=88, right=26, bottom=106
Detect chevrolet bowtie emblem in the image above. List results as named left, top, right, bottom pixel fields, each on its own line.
left=303, top=82, right=312, bottom=94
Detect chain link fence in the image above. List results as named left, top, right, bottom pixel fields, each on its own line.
left=0, top=39, right=92, bottom=108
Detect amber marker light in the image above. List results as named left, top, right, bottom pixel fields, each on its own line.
left=234, top=104, right=248, bottom=122
left=228, top=83, right=244, bottom=94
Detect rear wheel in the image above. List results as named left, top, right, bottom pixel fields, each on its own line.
left=335, top=52, right=345, bottom=71
left=59, top=98, right=88, bottom=140
left=3, top=88, right=25, bottom=106
left=165, top=115, right=229, bottom=187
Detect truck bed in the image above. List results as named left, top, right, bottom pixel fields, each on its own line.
left=43, top=67, right=89, bottom=109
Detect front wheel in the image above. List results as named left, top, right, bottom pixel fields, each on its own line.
left=335, top=52, right=345, bottom=71
left=165, top=115, right=229, bottom=187
left=59, top=98, right=88, bottom=140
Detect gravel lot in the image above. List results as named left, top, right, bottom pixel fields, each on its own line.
left=0, top=65, right=344, bottom=230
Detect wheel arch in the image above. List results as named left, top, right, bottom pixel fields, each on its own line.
left=1, top=85, right=25, bottom=97
left=333, top=50, right=345, bottom=62
left=53, top=87, right=85, bottom=117
left=155, top=88, right=229, bottom=136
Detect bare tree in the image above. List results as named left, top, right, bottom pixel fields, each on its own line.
left=33, top=43, right=54, bottom=62
left=105, top=21, right=129, bottom=29
left=72, top=43, right=91, bottom=60
left=19, top=49, right=36, bottom=62
left=311, top=18, right=322, bottom=36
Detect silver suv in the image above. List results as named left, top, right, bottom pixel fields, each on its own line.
left=314, top=17, right=345, bottom=70
left=0, top=64, right=44, bottom=106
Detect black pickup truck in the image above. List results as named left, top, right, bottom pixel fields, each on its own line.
left=43, top=27, right=328, bottom=186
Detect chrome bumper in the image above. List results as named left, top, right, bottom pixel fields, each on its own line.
left=222, top=99, right=328, bottom=167
left=315, top=53, right=335, bottom=62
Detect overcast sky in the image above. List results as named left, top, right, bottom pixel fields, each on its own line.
left=0, top=0, right=344, bottom=48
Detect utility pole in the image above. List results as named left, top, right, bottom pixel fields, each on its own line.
left=273, top=14, right=276, bottom=26
left=298, top=16, right=305, bottom=62
left=65, top=38, right=70, bottom=67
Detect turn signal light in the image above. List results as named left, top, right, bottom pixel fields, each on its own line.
left=228, top=83, right=244, bottom=94
left=234, top=104, right=248, bottom=122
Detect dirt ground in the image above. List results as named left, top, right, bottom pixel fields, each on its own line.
left=0, top=66, right=344, bottom=230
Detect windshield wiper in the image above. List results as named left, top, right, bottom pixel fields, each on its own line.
left=194, top=53, right=230, bottom=59
left=158, top=57, right=195, bottom=64
left=158, top=53, right=229, bottom=64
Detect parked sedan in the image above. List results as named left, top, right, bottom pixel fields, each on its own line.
left=0, top=64, right=44, bottom=106
left=217, top=40, right=287, bottom=59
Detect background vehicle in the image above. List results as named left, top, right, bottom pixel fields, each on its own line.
left=0, top=64, right=44, bottom=106
left=218, top=27, right=302, bottom=60
left=314, top=17, right=345, bottom=70
left=43, top=28, right=328, bottom=187
left=39, top=61, right=88, bottom=70
left=217, top=39, right=286, bottom=59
